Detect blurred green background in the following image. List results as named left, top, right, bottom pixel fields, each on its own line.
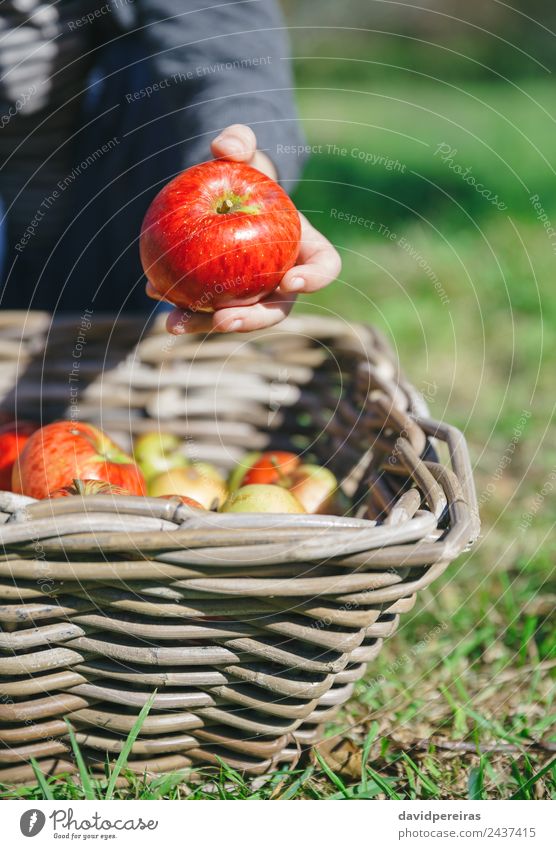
left=280, top=0, right=555, bottom=798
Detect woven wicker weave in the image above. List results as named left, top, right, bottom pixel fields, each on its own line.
left=0, top=312, right=479, bottom=785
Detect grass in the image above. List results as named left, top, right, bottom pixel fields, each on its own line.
left=1, top=78, right=555, bottom=801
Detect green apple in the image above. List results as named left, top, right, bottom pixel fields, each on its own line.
left=221, top=484, right=305, bottom=514
left=227, top=451, right=262, bottom=491
left=134, top=432, right=189, bottom=481
left=289, top=464, right=345, bottom=514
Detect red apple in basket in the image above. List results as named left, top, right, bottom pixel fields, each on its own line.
left=139, top=160, right=301, bottom=311
left=48, top=478, right=132, bottom=498
left=12, top=422, right=146, bottom=499
left=240, top=450, right=300, bottom=486
left=0, top=420, right=38, bottom=491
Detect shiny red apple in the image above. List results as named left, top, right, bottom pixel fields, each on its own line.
left=13, top=422, right=146, bottom=499
left=48, top=478, right=132, bottom=498
left=139, top=160, right=301, bottom=311
left=0, top=420, right=38, bottom=491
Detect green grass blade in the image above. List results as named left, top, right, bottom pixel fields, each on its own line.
left=64, top=720, right=96, bottom=800
left=360, top=722, right=380, bottom=792
left=402, top=752, right=441, bottom=797
left=314, top=750, right=349, bottom=798
left=105, top=690, right=157, bottom=800
left=150, top=771, right=188, bottom=798
left=365, top=765, right=402, bottom=799
left=30, top=758, right=54, bottom=800
left=510, top=756, right=556, bottom=800
left=468, top=758, right=485, bottom=800
left=279, top=765, right=315, bottom=799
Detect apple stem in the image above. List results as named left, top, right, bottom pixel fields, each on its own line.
left=216, top=198, right=234, bottom=214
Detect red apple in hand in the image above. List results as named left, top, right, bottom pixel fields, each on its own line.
left=140, top=160, right=301, bottom=311
left=13, top=422, right=146, bottom=499
left=0, top=420, right=38, bottom=491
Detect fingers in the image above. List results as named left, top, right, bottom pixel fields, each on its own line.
left=211, top=124, right=257, bottom=163
left=210, top=125, right=277, bottom=177
left=212, top=292, right=296, bottom=332
left=165, top=292, right=297, bottom=335
left=145, top=280, right=164, bottom=302
left=161, top=211, right=340, bottom=336
left=280, top=214, right=341, bottom=295
left=166, top=309, right=213, bottom=335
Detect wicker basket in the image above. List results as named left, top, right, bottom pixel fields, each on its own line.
left=0, top=312, right=479, bottom=785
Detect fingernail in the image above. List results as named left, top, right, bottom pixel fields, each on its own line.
left=224, top=142, right=243, bottom=156
left=286, top=276, right=304, bottom=292
left=184, top=320, right=207, bottom=334
left=226, top=319, right=243, bottom=333
left=167, top=312, right=189, bottom=334
left=214, top=135, right=243, bottom=155
left=175, top=314, right=205, bottom=334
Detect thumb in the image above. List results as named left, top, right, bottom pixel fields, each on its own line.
left=211, top=124, right=257, bottom=162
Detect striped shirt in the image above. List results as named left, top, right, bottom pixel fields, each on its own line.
left=0, top=0, right=99, bottom=248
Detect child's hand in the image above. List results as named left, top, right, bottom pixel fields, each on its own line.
left=146, top=124, right=341, bottom=334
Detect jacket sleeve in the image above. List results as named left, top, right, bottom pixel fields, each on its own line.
left=132, top=0, right=307, bottom=188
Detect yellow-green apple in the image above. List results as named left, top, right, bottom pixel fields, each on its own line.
left=134, top=431, right=188, bottom=481
left=289, top=464, right=342, bottom=514
left=148, top=464, right=227, bottom=509
left=140, top=160, right=301, bottom=311
left=221, top=484, right=305, bottom=514
left=227, top=451, right=262, bottom=491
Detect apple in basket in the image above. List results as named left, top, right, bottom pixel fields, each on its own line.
left=227, top=451, right=262, bottom=491
left=48, top=478, right=132, bottom=498
left=289, top=464, right=343, bottom=515
left=12, top=421, right=146, bottom=499
left=221, top=484, right=305, bottom=514
left=234, top=451, right=343, bottom=514
left=0, top=420, right=38, bottom=491
left=240, top=450, right=300, bottom=486
left=156, top=494, right=206, bottom=510
left=134, top=431, right=188, bottom=481
left=148, top=464, right=227, bottom=510
left=139, top=160, right=301, bottom=311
